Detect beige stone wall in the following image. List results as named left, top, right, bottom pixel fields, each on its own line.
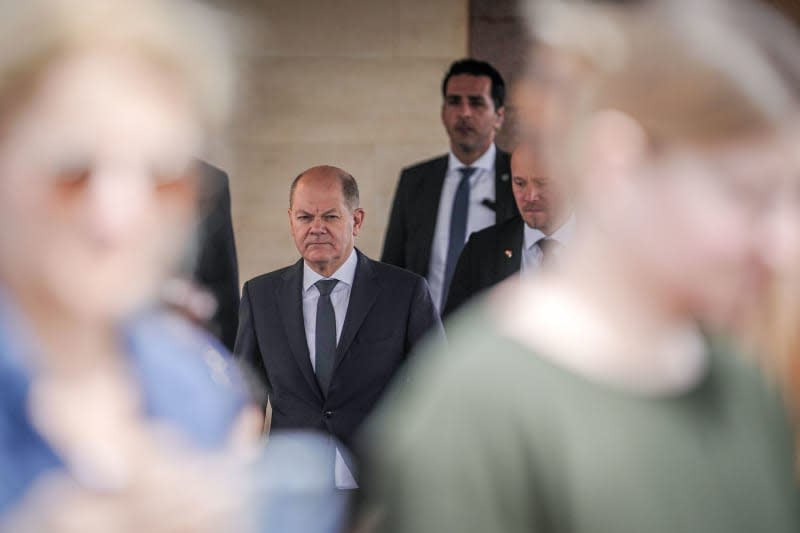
left=209, top=1, right=468, bottom=284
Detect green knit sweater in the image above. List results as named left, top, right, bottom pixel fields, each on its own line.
left=364, top=309, right=800, bottom=533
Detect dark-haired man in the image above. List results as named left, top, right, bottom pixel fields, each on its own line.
left=234, top=165, right=441, bottom=489
left=381, top=58, right=519, bottom=312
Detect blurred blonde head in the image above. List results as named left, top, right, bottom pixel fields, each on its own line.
left=0, top=0, right=233, bottom=130
left=523, top=0, right=800, bottom=326
left=528, top=0, right=800, bottom=147
left=0, top=0, right=234, bottom=324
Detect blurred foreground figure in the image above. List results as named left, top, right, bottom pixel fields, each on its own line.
left=162, top=161, right=240, bottom=351
left=253, top=432, right=351, bottom=533
left=0, top=1, right=260, bottom=531
left=360, top=1, right=800, bottom=532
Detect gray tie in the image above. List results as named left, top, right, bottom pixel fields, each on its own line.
left=537, top=237, right=560, bottom=268
left=443, top=166, right=476, bottom=308
left=314, top=279, right=338, bottom=396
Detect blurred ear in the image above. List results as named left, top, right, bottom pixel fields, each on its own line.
left=583, top=109, right=647, bottom=178
left=577, top=109, right=648, bottom=199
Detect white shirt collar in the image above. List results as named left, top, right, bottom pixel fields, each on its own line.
left=448, top=143, right=496, bottom=173
left=303, top=248, right=358, bottom=292
left=523, top=213, right=577, bottom=250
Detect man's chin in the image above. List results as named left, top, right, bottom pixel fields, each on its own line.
left=522, top=216, right=545, bottom=230
left=303, top=250, right=333, bottom=264
left=454, top=137, right=481, bottom=151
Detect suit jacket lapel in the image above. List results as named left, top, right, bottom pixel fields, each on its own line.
left=493, top=149, right=516, bottom=222
left=334, top=250, right=378, bottom=372
left=497, top=219, right=524, bottom=280
left=277, top=259, right=323, bottom=402
left=415, top=156, right=448, bottom=275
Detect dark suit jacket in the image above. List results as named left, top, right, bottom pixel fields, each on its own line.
left=193, top=161, right=240, bottom=351
left=380, top=148, right=517, bottom=278
left=442, top=216, right=524, bottom=318
left=234, top=249, right=442, bottom=457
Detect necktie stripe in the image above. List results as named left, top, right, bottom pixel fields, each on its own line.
left=442, top=166, right=476, bottom=308
left=314, top=279, right=338, bottom=396
left=537, top=237, right=560, bottom=268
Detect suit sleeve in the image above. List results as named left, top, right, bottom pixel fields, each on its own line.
left=233, top=282, right=270, bottom=408
left=405, top=276, right=445, bottom=354
left=380, top=172, right=408, bottom=268
left=441, top=235, right=479, bottom=319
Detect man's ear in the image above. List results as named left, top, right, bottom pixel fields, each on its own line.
left=494, top=105, right=506, bottom=130
left=287, top=208, right=294, bottom=235
left=352, top=208, right=365, bottom=236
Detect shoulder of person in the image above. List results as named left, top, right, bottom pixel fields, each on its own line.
left=363, top=253, right=427, bottom=286
left=495, top=148, right=512, bottom=176
left=401, top=153, right=448, bottom=176
left=243, top=261, right=301, bottom=291
left=468, top=216, right=522, bottom=244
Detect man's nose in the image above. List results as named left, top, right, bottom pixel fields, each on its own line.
left=310, top=218, right=326, bottom=232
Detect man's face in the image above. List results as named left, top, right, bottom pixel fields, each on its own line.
left=441, top=74, right=504, bottom=160
left=511, top=144, right=570, bottom=235
left=289, top=172, right=364, bottom=276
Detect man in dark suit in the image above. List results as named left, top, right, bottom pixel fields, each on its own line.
left=234, top=165, right=442, bottom=489
left=381, top=58, right=518, bottom=312
left=443, top=142, right=574, bottom=318
left=193, top=160, right=240, bottom=351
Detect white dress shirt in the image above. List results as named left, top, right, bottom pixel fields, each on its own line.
left=521, top=214, right=576, bottom=274
left=302, top=248, right=358, bottom=489
left=428, top=143, right=498, bottom=311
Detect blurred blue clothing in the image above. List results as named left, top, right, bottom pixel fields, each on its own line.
left=0, top=292, right=247, bottom=516
left=253, top=432, right=351, bottom=533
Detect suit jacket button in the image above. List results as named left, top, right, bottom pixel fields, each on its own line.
left=324, top=410, right=334, bottom=419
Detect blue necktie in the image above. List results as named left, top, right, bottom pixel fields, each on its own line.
left=443, top=167, right=476, bottom=307
left=314, top=279, right=338, bottom=396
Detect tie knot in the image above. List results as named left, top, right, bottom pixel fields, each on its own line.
left=315, top=279, right=338, bottom=296
left=458, top=166, right=477, bottom=181
left=537, top=237, right=560, bottom=257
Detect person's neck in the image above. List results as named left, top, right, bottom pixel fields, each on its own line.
left=493, top=232, right=706, bottom=394
left=452, top=141, right=492, bottom=166
left=307, top=248, right=353, bottom=279
left=539, top=209, right=573, bottom=237
left=560, top=232, right=690, bottom=334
